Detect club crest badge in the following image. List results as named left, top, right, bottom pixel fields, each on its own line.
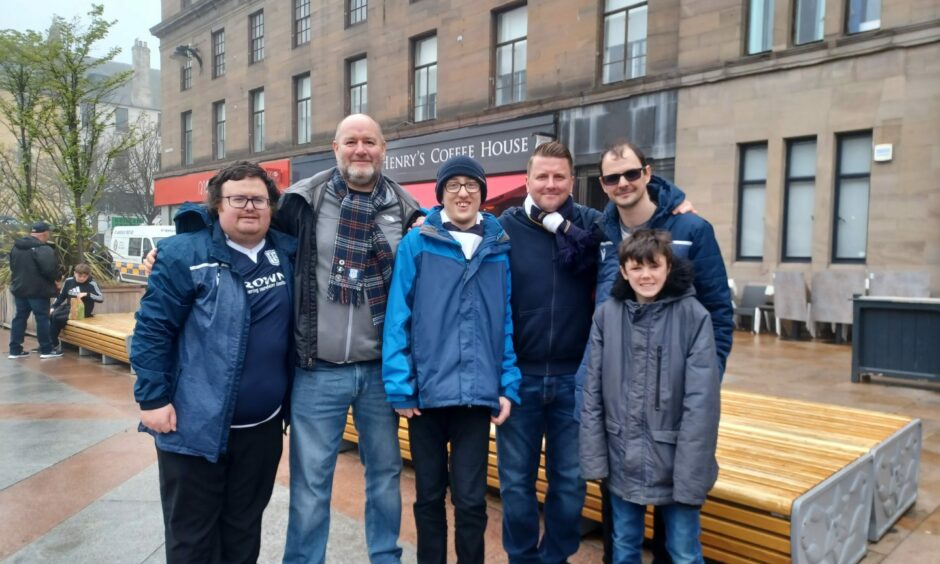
left=264, top=250, right=280, bottom=266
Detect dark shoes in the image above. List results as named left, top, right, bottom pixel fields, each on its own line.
left=40, top=347, right=64, bottom=359
left=8, top=351, right=30, bottom=359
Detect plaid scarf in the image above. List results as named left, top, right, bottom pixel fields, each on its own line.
left=327, top=169, right=395, bottom=327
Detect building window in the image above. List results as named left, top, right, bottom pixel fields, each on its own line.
left=180, top=57, right=192, bottom=91
left=736, top=143, right=767, bottom=260
left=495, top=5, right=527, bottom=106
left=250, top=89, right=265, bottom=153
left=846, top=0, right=880, bottom=34
left=295, top=74, right=312, bottom=144
left=249, top=10, right=264, bottom=64
left=833, top=132, right=872, bottom=262
left=213, top=101, right=226, bottom=160
left=181, top=111, right=193, bottom=166
left=794, top=0, right=825, bottom=45
left=413, top=35, right=437, bottom=122
left=115, top=107, right=129, bottom=132
left=747, top=0, right=774, bottom=54
left=348, top=57, right=368, bottom=114
left=294, top=0, right=311, bottom=46
left=348, top=0, right=367, bottom=26
left=602, top=0, right=647, bottom=84
left=782, top=138, right=816, bottom=261
left=212, top=29, right=225, bottom=78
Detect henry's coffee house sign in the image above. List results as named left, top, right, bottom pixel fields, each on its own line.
left=291, top=114, right=555, bottom=183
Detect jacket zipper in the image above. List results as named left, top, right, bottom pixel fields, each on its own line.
left=655, top=345, right=663, bottom=411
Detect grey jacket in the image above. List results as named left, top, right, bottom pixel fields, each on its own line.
left=275, top=168, right=423, bottom=369
left=579, top=260, right=721, bottom=506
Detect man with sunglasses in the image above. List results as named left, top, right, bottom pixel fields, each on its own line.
left=588, top=139, right=732, bottom=564
left=132, top=161, right=296, bottom=563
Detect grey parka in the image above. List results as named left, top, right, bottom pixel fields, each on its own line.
left=579, top=260, right=721, bottom=506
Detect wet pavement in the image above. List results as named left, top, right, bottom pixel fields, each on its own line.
left=0, top=328, right=937, bottom=563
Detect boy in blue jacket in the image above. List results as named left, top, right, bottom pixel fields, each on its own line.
left=383, top=155, right=521, bottom=564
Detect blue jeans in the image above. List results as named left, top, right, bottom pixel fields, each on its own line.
left=496, top=373, right=586, bottom=563
left=609, top=496, right=704, bottom=564
left=9, top=297, right=52, bottom=354
left=283, top=360, right=403, bottom=564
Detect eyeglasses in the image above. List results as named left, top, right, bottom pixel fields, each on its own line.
left=223, top=195, right=270, bottom=209
left=443, top=180, right=482, bottom=194
left=600, top=168, right=645, bottom=186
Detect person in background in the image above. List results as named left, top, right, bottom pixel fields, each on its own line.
left=8, top=221, right=60, bottom=359
left=48, top=263, right=104, bottom=354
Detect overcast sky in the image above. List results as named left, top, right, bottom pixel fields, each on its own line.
left=0, top=0, right=163, bottom=68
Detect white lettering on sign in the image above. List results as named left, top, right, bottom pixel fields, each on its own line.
left=430, top=145, right=475, bottom=163
left=480, top=136, right=529, bottom=158
left=385, top=150, right=427, bottom=170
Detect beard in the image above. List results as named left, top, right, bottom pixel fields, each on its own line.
left=342, top=162, right=379, bottom=188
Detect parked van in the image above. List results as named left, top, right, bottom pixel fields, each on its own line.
left=109, top=225, right=176, bottom=283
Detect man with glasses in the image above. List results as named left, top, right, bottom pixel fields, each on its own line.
left=278, top=114, right=423, bottom=564
left=132, top=161, right=296, bottom=563
left=588, top=139, right=732, bottom=563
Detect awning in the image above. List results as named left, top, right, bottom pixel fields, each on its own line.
left=403, top=173, right=527, bottom=209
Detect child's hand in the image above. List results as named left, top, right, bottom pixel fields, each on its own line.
left=491, top=397, right=512, bottom=425
left=395, top=407, right=421, bottom=418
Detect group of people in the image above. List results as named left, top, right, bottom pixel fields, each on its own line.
left=8, top=221, right=104, bottom=359
left=130, top=113, right=733, bottom=564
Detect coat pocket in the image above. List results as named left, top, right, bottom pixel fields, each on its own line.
left=647, top=429, right=680, bottom=488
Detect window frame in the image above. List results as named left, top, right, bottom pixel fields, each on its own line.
left=181, top=111, right=193, bottom=166
left=115, top=107, right=129, bottom=132
left=600, top=0, right=648, bottom=85
left=793, top=0, right=826, bottom=46
left=493, top=4, right=528, bottom=107
left=294, top=0, right=311, bottom=46
left=212, top=29, right=225, bottom=78
left=781, top=136, right=817, bottom=262
left=831, top=130, right=873, bottom=264
left=736, top=142, right=768, bottom=261
left=249, top=88, right=265, bottom=154
left=845, top=0, right=880, bottom=34
left=294, top=73, right=312, bottom=145
left=746, top=0, right=774, bottom=55
left=180, top=57, right=192, bottom=91
left=347, top=56, right=368, bottom=115
left=212, top=100, right=226, bottom=160
left=249, top=10, right=265, bottom=64
left=348, top=0, right=368, bottom=27
left=412, top=33, right=438, bottom=123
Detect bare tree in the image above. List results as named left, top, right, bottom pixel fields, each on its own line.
left=100, top=116, right=160, bottom=224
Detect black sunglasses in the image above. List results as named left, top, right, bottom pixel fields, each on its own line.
left=600, top=168, right=645, bottom=186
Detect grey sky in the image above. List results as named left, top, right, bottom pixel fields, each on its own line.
left=0, top=0, right=163, bottom=69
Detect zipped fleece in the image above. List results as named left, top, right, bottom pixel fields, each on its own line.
left=382, top=208, right=521, bottom=411
left=131, top=204, right=297, bottom=463
left=498, top=204, right=603, bottom=376
left=579, top=260, right=721, bottom=506
left=275, top=168, right=423, bottom=369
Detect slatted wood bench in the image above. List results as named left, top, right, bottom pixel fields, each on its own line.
left=342, top=390, right=920, bottom=563
left=59, top=312, right=136, bottom=368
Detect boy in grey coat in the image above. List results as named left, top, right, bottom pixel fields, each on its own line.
left=580, top=229, right=720, bottom=564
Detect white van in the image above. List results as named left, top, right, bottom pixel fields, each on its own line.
left=109, top=225, right=176, bottom=283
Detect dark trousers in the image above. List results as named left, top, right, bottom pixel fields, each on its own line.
left=9, top=297, right=51, bottom=354
left=156, top=415, right=283, bottom=564
left=50, top=315, right=67, bottom=347
left=408, top=406, right=491, bottom=564
left=602, top=482, right=673, bottom=564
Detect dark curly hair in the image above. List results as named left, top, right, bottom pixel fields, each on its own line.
left=205, top=161, right=280, bottom=215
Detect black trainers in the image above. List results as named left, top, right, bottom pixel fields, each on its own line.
left=40, top=350, right=64, bottom=359
left=8, top=351, right=30, bottom=359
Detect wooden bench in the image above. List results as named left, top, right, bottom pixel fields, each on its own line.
left=59, top=312, right=136, bottom=368
left=341, top=390, right=919, bottom=563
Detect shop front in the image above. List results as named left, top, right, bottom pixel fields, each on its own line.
left=292, top=115, right=556, bottom=215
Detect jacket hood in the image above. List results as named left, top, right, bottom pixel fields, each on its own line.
left=600, top=175, right=687, bottom=229
left=173, top=202, right=212, bottom=233
left=14, top=235, right=46, bottom=250
left=610, top=256, right=696, bottom=304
